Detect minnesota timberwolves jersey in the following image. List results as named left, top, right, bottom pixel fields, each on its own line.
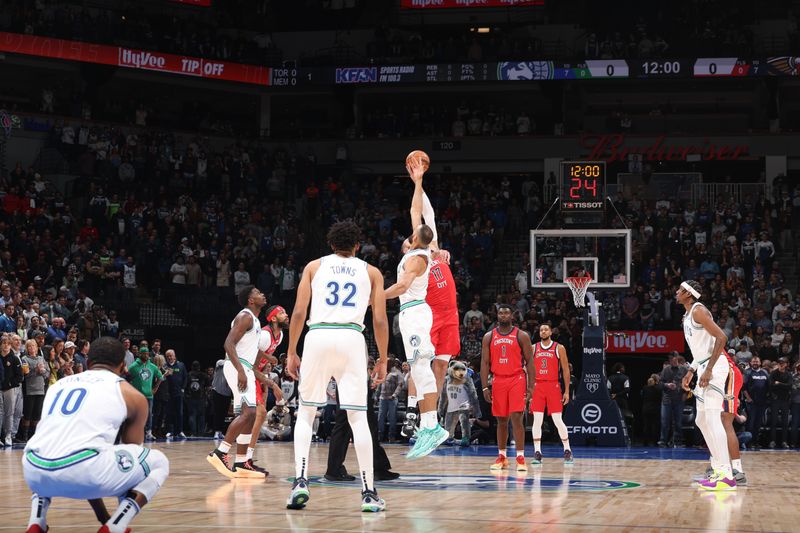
left=26, top=370, right=127, bottom=456
left=231, top=308, right=261, bottom=367
left=682, top=302, right=715, bottom=364
left=309, top=254, right=372, bottom=329
left=397, top=248, right=431, bottom=306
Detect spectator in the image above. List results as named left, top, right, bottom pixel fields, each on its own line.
left=0, top=304, right=15, bottom=333
left=151, top=353, right=170, bottom=439
left=463, top=302, right=485, bottom=329
left=127, top=347, right=163, bottom=441
left=641, top=373, right=662, bottom=446
left=233, top=262, right=251, bottom=297
left=122, top=338, right=135, bottom=369
left=319, top=378, right=338, bottom=441
left=377, top=359, right=402, bottom=442
left=608, top=363, right=631, bottom=417
left=1, top=336, right=23, bottom=446
left=20, top=339, right=47, bottom=441
left=186, top=360, right=209, bottom=437
left=211, top=358, right=232, bottom=440
left=790, top=361, right=800, bottom=448
left=658, top=352, right=687, bottom=447
left=164, top=349, right=188, bottom=439
left=170, top=256, right=188, bottom=287
left=742, top=356, right=769, bottom=448
left=769, top=357, right=792, bottom=448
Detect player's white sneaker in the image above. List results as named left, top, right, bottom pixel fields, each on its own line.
left=287, top=477, right=310, bottom=510
left=361, top=489, right=385, bottom=512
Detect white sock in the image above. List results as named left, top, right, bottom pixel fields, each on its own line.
left=236, top=454, right=247, bottom=463
left=28, top=494, right=50, bottom=530
left=732, top=459, right=743, bottom=472
left=532, top=411, right=544, bottom=453
left=346, top=410, right=375, bottom=492
left=293, top=405, right=317, bottom=479
left=407, top=396, right=418, bottom=410
left=106, top=497, right=140, bottom=533
left=498, top=448, right=507, bottom=458
left=551, top=413, right=571, bottom=451
left=705, top=409, right=731, bottom=477
left=420, top=411, right=437, bottom=430
left=246, top=447, right=255, bottom=461
left=217, top=441, right=231, bottom=454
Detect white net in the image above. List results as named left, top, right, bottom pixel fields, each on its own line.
left=565, top=276, right=592, bottom=308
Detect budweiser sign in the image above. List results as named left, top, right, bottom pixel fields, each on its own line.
left=605, top=331, right=684, bottom=353
left=400, top=0, right=543, bottom=8
left=581, top=134, right=749, bottom=163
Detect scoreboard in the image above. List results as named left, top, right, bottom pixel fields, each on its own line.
left=560, top=161, right=606, bottom=212
left=270, top=57, right=800, bottom=86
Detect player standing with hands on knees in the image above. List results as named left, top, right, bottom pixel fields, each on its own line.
left=285, top=221, right=389, bottom=512
left=481, top=303, right=535, bottom=471
left=678, top=280, right=737, bottom=490
left=22, top=337, right=169, bottom=533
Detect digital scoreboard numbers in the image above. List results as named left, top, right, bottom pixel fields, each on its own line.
left=560, top=161, right=606, bottom=212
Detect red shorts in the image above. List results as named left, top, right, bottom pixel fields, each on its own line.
left=530, top=381, right=563, bottom=415
left=255, top=382, right=265, bottom=405
left=491, top=373, right=527, bottom=417
left=430, top=318, right=460, bottom=358
left=723, top=364, right=743, bottom=414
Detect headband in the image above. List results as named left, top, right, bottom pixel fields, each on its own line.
left=680, top=281, right=700, bottom=299
left=267, top=306, right=285, bottom=322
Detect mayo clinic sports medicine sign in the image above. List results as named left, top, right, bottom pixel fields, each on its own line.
left=605, top=331, right=685, bottom=354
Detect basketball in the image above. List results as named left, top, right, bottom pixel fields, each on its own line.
left=405, top=150, right=430, bottom=171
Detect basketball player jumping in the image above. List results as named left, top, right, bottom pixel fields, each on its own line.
left=529, top=323, right=574, bottom=465
left=241, top=305, right=289, bottom=477
left=285, top=221, right=389, bottom=512
left=207, top=286, right=269, bottom=479
left=23, top=337, right=169, bottom=533
left=481, top=303, right=535, bottom=471
left=677, top=280, right=737, bottom=490
left=402, top=161, right=459, bottom=437
left=386, top=166, right=450, bottom=459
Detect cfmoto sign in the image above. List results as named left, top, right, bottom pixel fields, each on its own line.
left=581, top=403, right=602, bottom=424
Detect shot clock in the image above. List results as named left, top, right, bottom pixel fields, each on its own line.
left=560, top=161, right=606, bottom=212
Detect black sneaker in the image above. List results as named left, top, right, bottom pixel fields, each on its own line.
left=401, top=413, right=418, bottom=438
left=325, top=471, right=356, bottom=482
left=206, top=449, right=236, bottom=478
left=375, top=470, right=400, bottom=481
left=564, top=450, right=574, bottom=464
left=287, top=477, right=310, bottom=510
left=531, top=451, right=543, bottom=465
left=233, top=459, right=268, bottom=478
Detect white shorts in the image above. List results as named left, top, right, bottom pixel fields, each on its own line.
left=299, top=328, right=368, bottom=411
left=694, top=355, right=730, bottom=411
left=223, top=359, right=257, bottom=414
left=23, top=444, right=156, bottom=499
left=399, top=303, right=435, bottom=363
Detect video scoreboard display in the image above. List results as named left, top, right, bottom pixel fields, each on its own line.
left=560, top=161, right=606, bottom=212
left=270, top=57, right=800, bottom=86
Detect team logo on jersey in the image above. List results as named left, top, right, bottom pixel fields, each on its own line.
left=293, top=474, right=640, bottom=492
left=115, top=451, right=134, bottom=473
left=409, top=335, right=421, bottom=347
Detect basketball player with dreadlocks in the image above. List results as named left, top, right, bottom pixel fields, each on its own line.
left=677, top=280, right=737, bottom=491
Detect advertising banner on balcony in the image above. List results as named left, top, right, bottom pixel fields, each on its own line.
left=605, top=331, right=685, bottom=354
left=0, top=32, right=269, bottom=86
left=400, top=0, right=543, bottom=8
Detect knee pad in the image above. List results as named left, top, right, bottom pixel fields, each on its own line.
left=236, top=433, right=252, bottom=445
left=410, top=358, right=436, bottom=396
left=135, top=449, right=169, bottom=502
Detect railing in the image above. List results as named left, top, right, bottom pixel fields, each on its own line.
left=691, top=183, right=770, bottom=210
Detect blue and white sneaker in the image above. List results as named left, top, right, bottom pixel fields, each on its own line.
left=407, top=425, right=449, bottom=459
left=361, top=489, right=386, bottom=512
left=286, top=477, right=310, bottom=509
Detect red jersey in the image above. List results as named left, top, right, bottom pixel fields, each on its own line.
left=489, top=327, right=524, bottom=377
left=533, top=341, right=560, bottom=382
left=426, top=258, right=458, bottom=323
left=257, top=327, right=284, bottom=372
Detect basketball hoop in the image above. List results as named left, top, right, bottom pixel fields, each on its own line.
left=565, top=275, right=592, bottom=308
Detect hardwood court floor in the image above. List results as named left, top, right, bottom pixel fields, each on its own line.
left=0, top=439, right=796, bottom=532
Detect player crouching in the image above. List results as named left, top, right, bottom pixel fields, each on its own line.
left=22, top=337, right=169, bottom=533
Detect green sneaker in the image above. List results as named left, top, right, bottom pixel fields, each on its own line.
left=407, top=425, right=449, bottom=460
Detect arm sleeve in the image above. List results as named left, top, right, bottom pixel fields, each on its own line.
left=422, top=192, right=438, bottom=244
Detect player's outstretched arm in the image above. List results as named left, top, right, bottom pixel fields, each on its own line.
left=407, top=159, right=425, bottom=230
left=119, top=381, right=150, bottom=445
left=286, top=260, right=319, bottom=379
left=557, top=344, right=570, bottom=404
left=385, top=255, right=426, bottom=299
left=519, top=329, right=536, bottom=396
left=369, top=265, right=389, bottom=385
left=480, top=331, right=492, bottom=404
left=693, top=306, right=728, bottom=388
